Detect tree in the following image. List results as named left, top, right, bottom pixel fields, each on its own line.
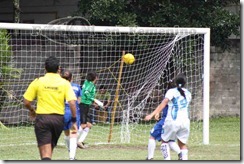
left=0, top=29, right=22, bottom=113
left=13, top=0, right=20, bottom=23
left=75, top=0, right=240, bottom=50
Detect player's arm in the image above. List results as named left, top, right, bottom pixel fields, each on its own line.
left=23, top=99, right=36, bottom=118
left=23, top=99, right=33, bottom=110
left=65, top=83, right=78, bottom=131
left=23, top=79, right=38, bottom=118
left=77, top=96, right=81, bottom=104
left=68, top=99, right=78, bottom=134
left=145, top=98, right=169, bottom=121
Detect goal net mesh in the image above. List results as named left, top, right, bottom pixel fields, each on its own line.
left=0, top=23, right=206, bottom=154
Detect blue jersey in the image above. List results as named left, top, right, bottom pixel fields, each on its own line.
left=64, top=82, right=82, bottom=130
left=150, top=105, right=169, bottom=141
left=65, top=82, right=82, bottom=110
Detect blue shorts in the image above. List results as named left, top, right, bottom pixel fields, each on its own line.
left=150, top=118, right=165, bottom=141
left=63, top=108, right=80, bottom=130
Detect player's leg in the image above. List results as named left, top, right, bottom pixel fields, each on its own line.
left=64, top=130, right=70, bottom=150
left=65, top=110, right=78, bottom=160
left=77, top=104, right=91, bottom=148
left=35, top=114, right=64, bottom=160
left=168, top=140, right=181, bottom=159
left=177, top=139, right=188, bottom=160
left=160, top=121, right=177, bottom=160
left=90, top=106, right=96, bottom=124
left=63, top=109, right=71, bottom=150
left=147, top=136, right=156, bottom=160
left=79, top=106, right=93, bottom=147
left=69, top=127, right=78, bottom=160
left=77, top=108, right=83, bottom=137
left=38, top=144, right=52, bottom=160
left=160, top=141, right=171, bottom=160
left=35, top=115, right=53, bottom=160
left=176, top=121, right=190, bottom=160
left=147, top=121, right=163, bottom=160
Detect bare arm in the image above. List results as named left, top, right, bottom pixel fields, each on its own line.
left=23, top=98, right=36, bottom=118
left=144, top=98, right=169, bottom=121
left=68, top=100, right=78, bottom=133
left=77, top=97, right=81, bottom=104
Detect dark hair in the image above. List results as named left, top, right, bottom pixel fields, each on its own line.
left=86, top=71, right=97, bottom=82
left=45, top=56, right=59, bottom=73
left=99, top=85, right=106, bottom=90
left=175, top=74, right=186, bottom=99
left=167, top=80, right=176, bottom=90
left=61, top=70, right=72, bottom=81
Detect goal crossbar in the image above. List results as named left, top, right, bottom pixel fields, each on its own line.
left=0, top=22, right=209, bottom=34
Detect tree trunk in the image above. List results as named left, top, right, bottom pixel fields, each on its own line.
left=13, top=0, right=20, bottom=23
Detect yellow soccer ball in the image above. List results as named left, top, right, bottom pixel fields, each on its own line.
left=123, top=53, right=135, bottom=65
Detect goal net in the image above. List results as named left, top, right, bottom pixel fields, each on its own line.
left=0, top=22, right=210, bottom=157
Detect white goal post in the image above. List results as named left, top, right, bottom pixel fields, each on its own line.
left=0, top=22, right=210, bottom=149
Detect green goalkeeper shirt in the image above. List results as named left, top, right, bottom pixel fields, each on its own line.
left=81, top=80, right=96, bottom=105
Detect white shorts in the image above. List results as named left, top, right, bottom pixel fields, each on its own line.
left=161, top=118, right=190, bottom=144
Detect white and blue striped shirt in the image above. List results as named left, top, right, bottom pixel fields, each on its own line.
left=165, top=87, right=192, bottom=121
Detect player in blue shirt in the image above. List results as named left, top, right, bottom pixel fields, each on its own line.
left=61, top=70, right=82, bottom=160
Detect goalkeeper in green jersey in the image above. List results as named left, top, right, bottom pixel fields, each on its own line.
left=77, top=71, right=99, bottom=149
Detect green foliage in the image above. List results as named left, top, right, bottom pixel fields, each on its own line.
left=0, top=29, right=22, bottom=112
left=0, top=29, right=22, bottom=79
left=75, top=0, right=240, bottom=50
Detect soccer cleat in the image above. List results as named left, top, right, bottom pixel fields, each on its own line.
left=69, top=158, right=77, bottom=160
left=178, top=152, right=183, bottom=160
left=92, top=122, right=96, bottom=125
left=77, top=142, right=88, bottom=149
left=146, top=157, right=153, bottom=160
left=77, top=142, right=85, bottom=149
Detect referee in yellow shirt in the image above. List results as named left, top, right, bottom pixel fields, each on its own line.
left=23, top=56, right=77, bottom=160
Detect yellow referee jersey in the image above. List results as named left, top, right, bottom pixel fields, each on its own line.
left=23, top=73, right=77, bottom=115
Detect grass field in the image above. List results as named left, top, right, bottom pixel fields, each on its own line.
left=0, top=116, right=240, bottom=160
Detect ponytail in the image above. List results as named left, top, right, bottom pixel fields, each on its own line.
left=175, top=74, right=186, bottom=99
left=177, top=85, right=186, bottom=99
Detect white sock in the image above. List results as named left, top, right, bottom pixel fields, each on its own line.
left=69, top=137, right=77, bottom=159
left=181, top=149, right=188, bottom=160
left=168, top=141, right=181, bottom=154
left=161, top=143, right=171, bottom=160
left=64, top=135, right=70, bottom=151
left=147, top=139, right=156, bottom=159
left=77, top=127, right=83, bottom=138
left=78, top=127, right=90, bottom=143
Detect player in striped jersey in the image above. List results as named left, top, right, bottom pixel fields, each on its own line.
left=145, top=74, right=192, bottom=160
left=146, top=80, right=181, bottom=160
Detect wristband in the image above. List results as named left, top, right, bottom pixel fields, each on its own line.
left=71, top=117, right=76, bottom=123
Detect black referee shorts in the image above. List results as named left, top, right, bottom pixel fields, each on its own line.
left=34, top=114, right=64, bottom=148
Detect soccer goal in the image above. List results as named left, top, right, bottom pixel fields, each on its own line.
left=0, top=22, right=210, bottom=150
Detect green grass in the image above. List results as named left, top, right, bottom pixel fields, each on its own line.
left=0, top=116, right=240, bottom=160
